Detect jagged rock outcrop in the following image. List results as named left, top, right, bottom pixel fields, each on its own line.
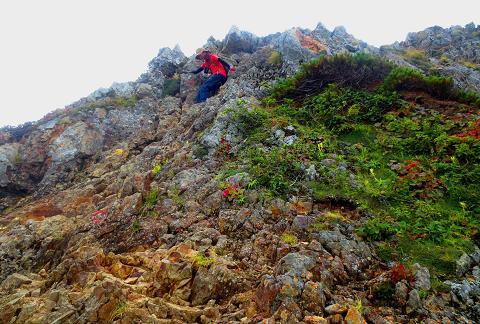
left=1, top=22, right=479, bottom=323
left=380, top=22, right=480, bottom=92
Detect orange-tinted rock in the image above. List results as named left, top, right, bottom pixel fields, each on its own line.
left=256, top=275, right=280, bottom=316
left=20, top=202, right=63, bottom=222
left=345, top=306, right=366, bottom=324
left=305, top=315, right=328, bottom=324
left=328, top=314, right=344, bottom=324
left=325, top=303, right=348, bottom=315
left=296, top=30, right=328, bottom=53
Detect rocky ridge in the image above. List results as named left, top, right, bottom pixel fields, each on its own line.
left=380, top=22, right=480, bottom=92
left=1, top=22, right=480, bottom=323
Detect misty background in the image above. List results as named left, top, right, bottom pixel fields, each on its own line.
left=0, top=0, right=478, bottom=127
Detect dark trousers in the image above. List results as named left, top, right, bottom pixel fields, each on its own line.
left=195, top=74, right=227, bottom=103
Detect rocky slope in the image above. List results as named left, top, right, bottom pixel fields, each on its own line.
left=1, top=22, right=479, bottom=323
left=380, top=22, right=480, bottom=92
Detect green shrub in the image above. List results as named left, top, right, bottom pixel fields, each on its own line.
left=270, top=53, right=393, bottom=101
left=375, top=282, right=395, bottom=305
left=80, top=95, right=138, bottom=110
left=381, top=67, right=480, bottom=106
left=301, top=85, right=399, bottom=132
left=246, top=146, right=304, bottom=196
left=404, top=48, right=427, bottom=60
left=110, top=302, right=128, bottom=321
left=162, top=78, right=180, bottom=97
left=401, top=48, right=432, bottom=71
left=193, top=144, right=209, bottom=158
left=268, top=51, right=282, bottom=66
left=382, top=67, right=455, bottom=99
left=231, top=106, right=269, bottom=137
left=358, top=218, right=398, bottom=241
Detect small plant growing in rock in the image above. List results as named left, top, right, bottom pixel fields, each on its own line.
left=246, top=178, right=258, bottom=190
left=217, top=137, right=232, bottom=158
left=192, top=252, right=216, bottom=267
left=13, top=152, right=22, bottom=166
left=110, top=301, right=128, bottom=321
left=193, top=144, right=209, bottom=159
left=144, top=189, right=158, bottom=207
left=418, top=289, right=429, bottom=299
left=281, top=233, right=298, bottom=245
left=141, top=189, right=159, bottom=217
left=222, top=184, right=246, bottom=205
left=114, top=148, right=125, bottom=156
left=268, top=50, right=282, bottom=66
left=355, top=299, right=365, bottom=314
left=168, top=185, right=185, bottom=209
left=152, top=159, right=169, bottom=177
left=131, top=219, right=142, bottom=233
left=152, top=165, right=162, bottom=176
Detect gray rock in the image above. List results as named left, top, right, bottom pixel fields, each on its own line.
left=382, top=23, right=480, bottom=93
left=173, top=168, right=206, bottom=192
left=135, top=83, right=154, bottom=98
left=472, top=266, right=480, bottom=281
left=447, top=279, right=480, bottom=303
left=284, top=125, right=296, bottom=134
left=457, top=252, right=472, bottom=277
left=300, top=281, right=326, bottom=313
left=321, top=158, right=336, bottom=167
left=275, top=252, right=315, bottom=278
left=292, top=215, right=314, bottom=231
left=274, top=129, right=285, bottom=139
left=200, top=98, right=258, bottom=150
left=470, top=245, right=480, bottom=265
left=283, top=135, right=297, bottom=146
left=225, top=172, right=251, bottom=187
left=271, top=28, right=316, bottom=72
left=110, top=81, right=136, bottom=97
left=315, top=229, right=373, bottom=276
left=395, top=281, right=409, bottom=306
left=304, top=164, right=318, bottom=180
left=1, top=273, right=32, bottom=292
left=222, top=26, right=259, bottom=54
left=407, top=289, right=422, bottom=314
left=49, top=122, right=104, bottom=163
left=413, top=263, right=431, bottom=290
left=147, top=45, right=186, bottom=77
left=190, top=264, right=241, bottom=306
left=0, top=143, right=21, bottom=186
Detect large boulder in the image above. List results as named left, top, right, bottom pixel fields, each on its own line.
left=0, top=143, right=21, bottom=188
left=221, top=26, right=260, bottom=54
left=190, top=264, right=244, bottom=306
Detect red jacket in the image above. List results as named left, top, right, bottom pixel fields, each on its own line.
left=201, top=54, right=227, bottom=77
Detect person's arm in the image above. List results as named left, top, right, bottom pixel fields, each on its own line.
left=190, top=67, right=204, bottom=74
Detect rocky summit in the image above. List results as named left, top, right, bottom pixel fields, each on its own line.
left=1, top=22, right=480, bottom=323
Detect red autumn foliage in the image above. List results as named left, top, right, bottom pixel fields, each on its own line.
left=390, top=263, right=414, bottom=286
left=451, top=120, right=480, bottom=139
left=223, top=185, right=238, bottom=198
left=91, top=209, right=108, bottom=225
left=404, top=160, right=419, bottom=172
left=218, top=137, right=232, bottom=158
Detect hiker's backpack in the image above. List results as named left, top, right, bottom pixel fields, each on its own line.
left=218, top=57, right=231, bottom=77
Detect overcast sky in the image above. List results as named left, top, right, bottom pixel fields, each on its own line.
left=0, top=0, right=478, bottom=127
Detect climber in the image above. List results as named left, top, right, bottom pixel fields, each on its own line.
left=189, top=49, right=234, bottom=103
